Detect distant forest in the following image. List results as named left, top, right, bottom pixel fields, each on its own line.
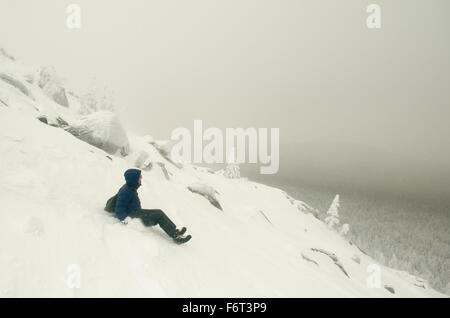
left=275, top=182, right=450, bottom=295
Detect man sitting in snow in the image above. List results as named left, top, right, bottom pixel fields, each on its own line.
left=115, top=168, right=192, bottom=244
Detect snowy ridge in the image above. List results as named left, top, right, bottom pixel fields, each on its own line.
left=0, top=49, right=445, bottom=297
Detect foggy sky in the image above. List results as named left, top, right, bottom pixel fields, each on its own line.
left=1, top=0, right=449, bottom=200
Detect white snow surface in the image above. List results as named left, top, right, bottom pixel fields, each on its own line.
left=0, top=52, right=446, bottom=298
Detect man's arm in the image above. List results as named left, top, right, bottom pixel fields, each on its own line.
left=115, top=189, right=132, bottom=221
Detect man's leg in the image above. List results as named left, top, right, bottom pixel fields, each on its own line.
left=140, top=209, right=177, bottom=237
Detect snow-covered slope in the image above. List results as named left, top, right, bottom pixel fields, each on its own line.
left=0, top=49, right=445, bottom=297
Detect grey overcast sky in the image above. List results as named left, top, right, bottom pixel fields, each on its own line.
left=1, top=0, right=449, bottom=199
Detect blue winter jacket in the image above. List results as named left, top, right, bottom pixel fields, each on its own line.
left=115, top=169, right=142, bottom=221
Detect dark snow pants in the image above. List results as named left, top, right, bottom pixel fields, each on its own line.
left=139, top=209, right=177, bottom=238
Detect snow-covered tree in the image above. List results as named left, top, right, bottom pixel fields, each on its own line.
left=224, top=163, right=240, bottom=179
left=339, top=223, right=350, bottom=236
left=224, top=147, right=240, bottom=179
left=325, top=194, right=340, bottom=230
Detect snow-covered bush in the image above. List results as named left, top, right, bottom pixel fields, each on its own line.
left=325, top=194, right=340, bottom=230
left=65, top=110, right=130, bottom=155
left=224, top=162, right=240, bottom=179
left=38, top=65, right=69, bottom=107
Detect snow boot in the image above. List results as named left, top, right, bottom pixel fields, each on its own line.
left=174, top=227, right=187, bottom=237
left=173, top=234, right=192, bottom=244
